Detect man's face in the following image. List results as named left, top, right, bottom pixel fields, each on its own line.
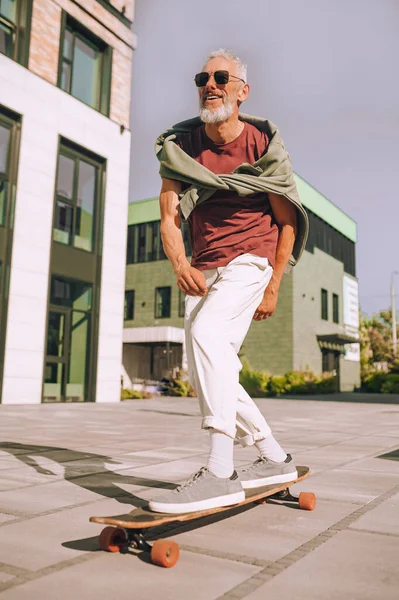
left=198, top=57, right=248, bottom=123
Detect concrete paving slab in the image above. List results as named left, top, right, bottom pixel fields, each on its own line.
left=0, top=479, right=101, bottom=516
left=0, top=573, right=15, bottom=584
left=339, top=456, right=399, bottom=475
left=243, top=530, right=399, bottom=600
left=0, top=550, right=261, bottom=600
left=291, top=467, right=399, bottom=504
left=0, top=499, right=127, bottom=571
left=173, top=498, right=356, bottom=562
left=349, top=492, right=399, bottom=535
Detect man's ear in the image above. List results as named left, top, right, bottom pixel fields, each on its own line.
left=238, top=83, right=250, bottom=103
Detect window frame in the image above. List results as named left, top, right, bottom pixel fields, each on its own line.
left=124, top=289, right=135, bottom=321
left=321, top=288, right=328, bottom=321
left=154, top=286, right=171, bottom=319
left=305, top=208, right=356, bottom=277
left=0, top=0, right=32, bottom=66
left=126, top=219, right=191, bottom=265
left=332, top=293, right=339, bottom=324
left=53, top=140, right=102, bottom=255
left=178, top=288, right=185, bottom=318
left=57, top=12, right=112, bottom=117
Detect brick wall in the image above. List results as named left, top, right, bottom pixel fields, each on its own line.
left=29, top=0, right=62, bottom=85
left=28, top=0, right=134, bottom=129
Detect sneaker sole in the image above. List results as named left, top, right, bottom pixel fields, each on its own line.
left=148, top=490, right=245, bottom=514
left=241, top=470, right=298, bottom=490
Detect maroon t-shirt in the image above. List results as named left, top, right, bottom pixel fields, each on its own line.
left=175, top=122, right=279, bottom=270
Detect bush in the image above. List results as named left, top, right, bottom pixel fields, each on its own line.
left=316, top=373, right=336, bottom=393
left=160, top=369, right=197, bottom=397
left=381, top=374, right=399, bottom=394
left=239, top=363, right=271, bottom=397
left=362, top=372, right=386, bottom=393
left=268, top=376, right=287, bottom=396
left=121, top=388, right=151, bottom=400
left=240, top=365, right=337, bottom=397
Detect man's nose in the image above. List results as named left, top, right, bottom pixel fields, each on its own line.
left=205, top=74, right=218, bottom=89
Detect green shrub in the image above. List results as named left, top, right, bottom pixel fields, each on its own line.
left=362, top=372, right=386, bottom=393
left=121, top=388, right=151, bottom=400
left=161, top=370, right=197, bottom=397
left=284, top=370, right=318, bottom=394
left=268, top=376, right=287, bottom=396
left=316, top=373, right=336, bottom=393
left=381, top=374, right=399, bottom=394
left=239, top=364, right=271, bottom=397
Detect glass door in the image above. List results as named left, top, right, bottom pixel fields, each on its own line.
left=43, top=308, right=70, bottom=402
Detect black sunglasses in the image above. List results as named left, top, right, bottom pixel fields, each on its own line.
left=194, top=70, right=246, bottom=87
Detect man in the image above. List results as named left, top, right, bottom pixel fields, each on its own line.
left=148, top=49, right=309, bottom=514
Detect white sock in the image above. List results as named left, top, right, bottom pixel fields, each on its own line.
left=207, top=430, right=234, bottom=478
left=255, top=434, right=287, bottom=462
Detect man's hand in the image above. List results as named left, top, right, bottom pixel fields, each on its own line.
left=176, top=264, right=208, bottom=297
left=253, top=287, right=278, bottom=320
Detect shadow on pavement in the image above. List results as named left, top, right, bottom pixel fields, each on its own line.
left=271, top=393, right=399, bottom=404
left=0, top=442, right=177, bottom=508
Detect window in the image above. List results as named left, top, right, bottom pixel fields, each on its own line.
left=124, top=290, right=134, bottom=321
left=53, top=142, right=101, bottom=253
left=0, top=106, right=21, bottom=402
left=0, top=0, right=31, bottom=66
left=305, top=208, right=356, bottom=277
left=321, top=289, right=328, bottom=321
left=126, top=220, right=191, bottom=264
left=0, top=119, right=11, bottom=226
left=155, top=287, right=171, bottom=318
left=58, top=13, right=112, bottom=115
left=178, top=288, right=185, bottom=317
left=332, top=293, right=339, bottom=324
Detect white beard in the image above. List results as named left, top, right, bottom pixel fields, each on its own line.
left=199, top=98, right=235, bottom=124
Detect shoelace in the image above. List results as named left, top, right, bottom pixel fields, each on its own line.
left=241, top=457, right=268, bottom=473
left=176, top=467, right=208, bottom=493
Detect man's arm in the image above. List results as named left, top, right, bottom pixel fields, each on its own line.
left=159, top=178, right=208, bottom=297
left=253, top=193, right=297, bottom=321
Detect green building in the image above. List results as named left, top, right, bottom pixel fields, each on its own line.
left=124, top=175, right=360, bottom=392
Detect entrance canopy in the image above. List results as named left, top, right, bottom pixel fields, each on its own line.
left=317, top=332, right=360, bottom=354
left=123, top=326, right=184, bottom=344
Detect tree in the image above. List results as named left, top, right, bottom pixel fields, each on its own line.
left=360, top=309, right=399, bottom=376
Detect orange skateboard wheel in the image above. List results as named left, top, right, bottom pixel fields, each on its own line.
left=99, top=526, right=128, bottom=552
left=151, top=539, right=180, bottom=568
left=298, top=492, right=316, bottom=511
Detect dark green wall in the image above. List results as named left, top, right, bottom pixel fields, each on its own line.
left=125, top=260, right=183, bottom=328
left=125, top=259, right=294, bottom=375
left=242, top=274, right=294, bottom=374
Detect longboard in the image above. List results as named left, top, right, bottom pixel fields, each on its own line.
left=90, top=466, right=314, bottom=567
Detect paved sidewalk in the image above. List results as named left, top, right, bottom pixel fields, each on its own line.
left=0, top=396, right=398, bottom=599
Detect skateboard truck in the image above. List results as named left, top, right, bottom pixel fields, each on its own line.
left=98, top=526, right=179, bottom=567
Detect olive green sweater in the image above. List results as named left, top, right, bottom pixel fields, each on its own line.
left=155, top=113, right=309, bottom=271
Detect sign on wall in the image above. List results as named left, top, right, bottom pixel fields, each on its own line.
left=343, top=275, right=360, bottom=361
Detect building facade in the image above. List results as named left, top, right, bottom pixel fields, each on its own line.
left=124, top=176, right=360, bottom=392
left=0, top=0, right=136, bottom=403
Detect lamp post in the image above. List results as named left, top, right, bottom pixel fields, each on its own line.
left=391, top=271, right=398, bottom=355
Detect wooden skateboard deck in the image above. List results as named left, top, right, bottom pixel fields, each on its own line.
left=90, top=466, right=314, bottom=567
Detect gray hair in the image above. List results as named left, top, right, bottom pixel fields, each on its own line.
left=204, top=48, right=247, bottom=82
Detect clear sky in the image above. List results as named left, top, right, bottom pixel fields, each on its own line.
left=129, top=0, right=399, bottom=316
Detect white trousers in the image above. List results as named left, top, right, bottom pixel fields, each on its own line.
left=184, top=252, right=274, bottom=446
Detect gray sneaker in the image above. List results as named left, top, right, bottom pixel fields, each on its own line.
left=238, top=454, right=298, bottom=489
left=148, top=467, right=245, bottom=514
